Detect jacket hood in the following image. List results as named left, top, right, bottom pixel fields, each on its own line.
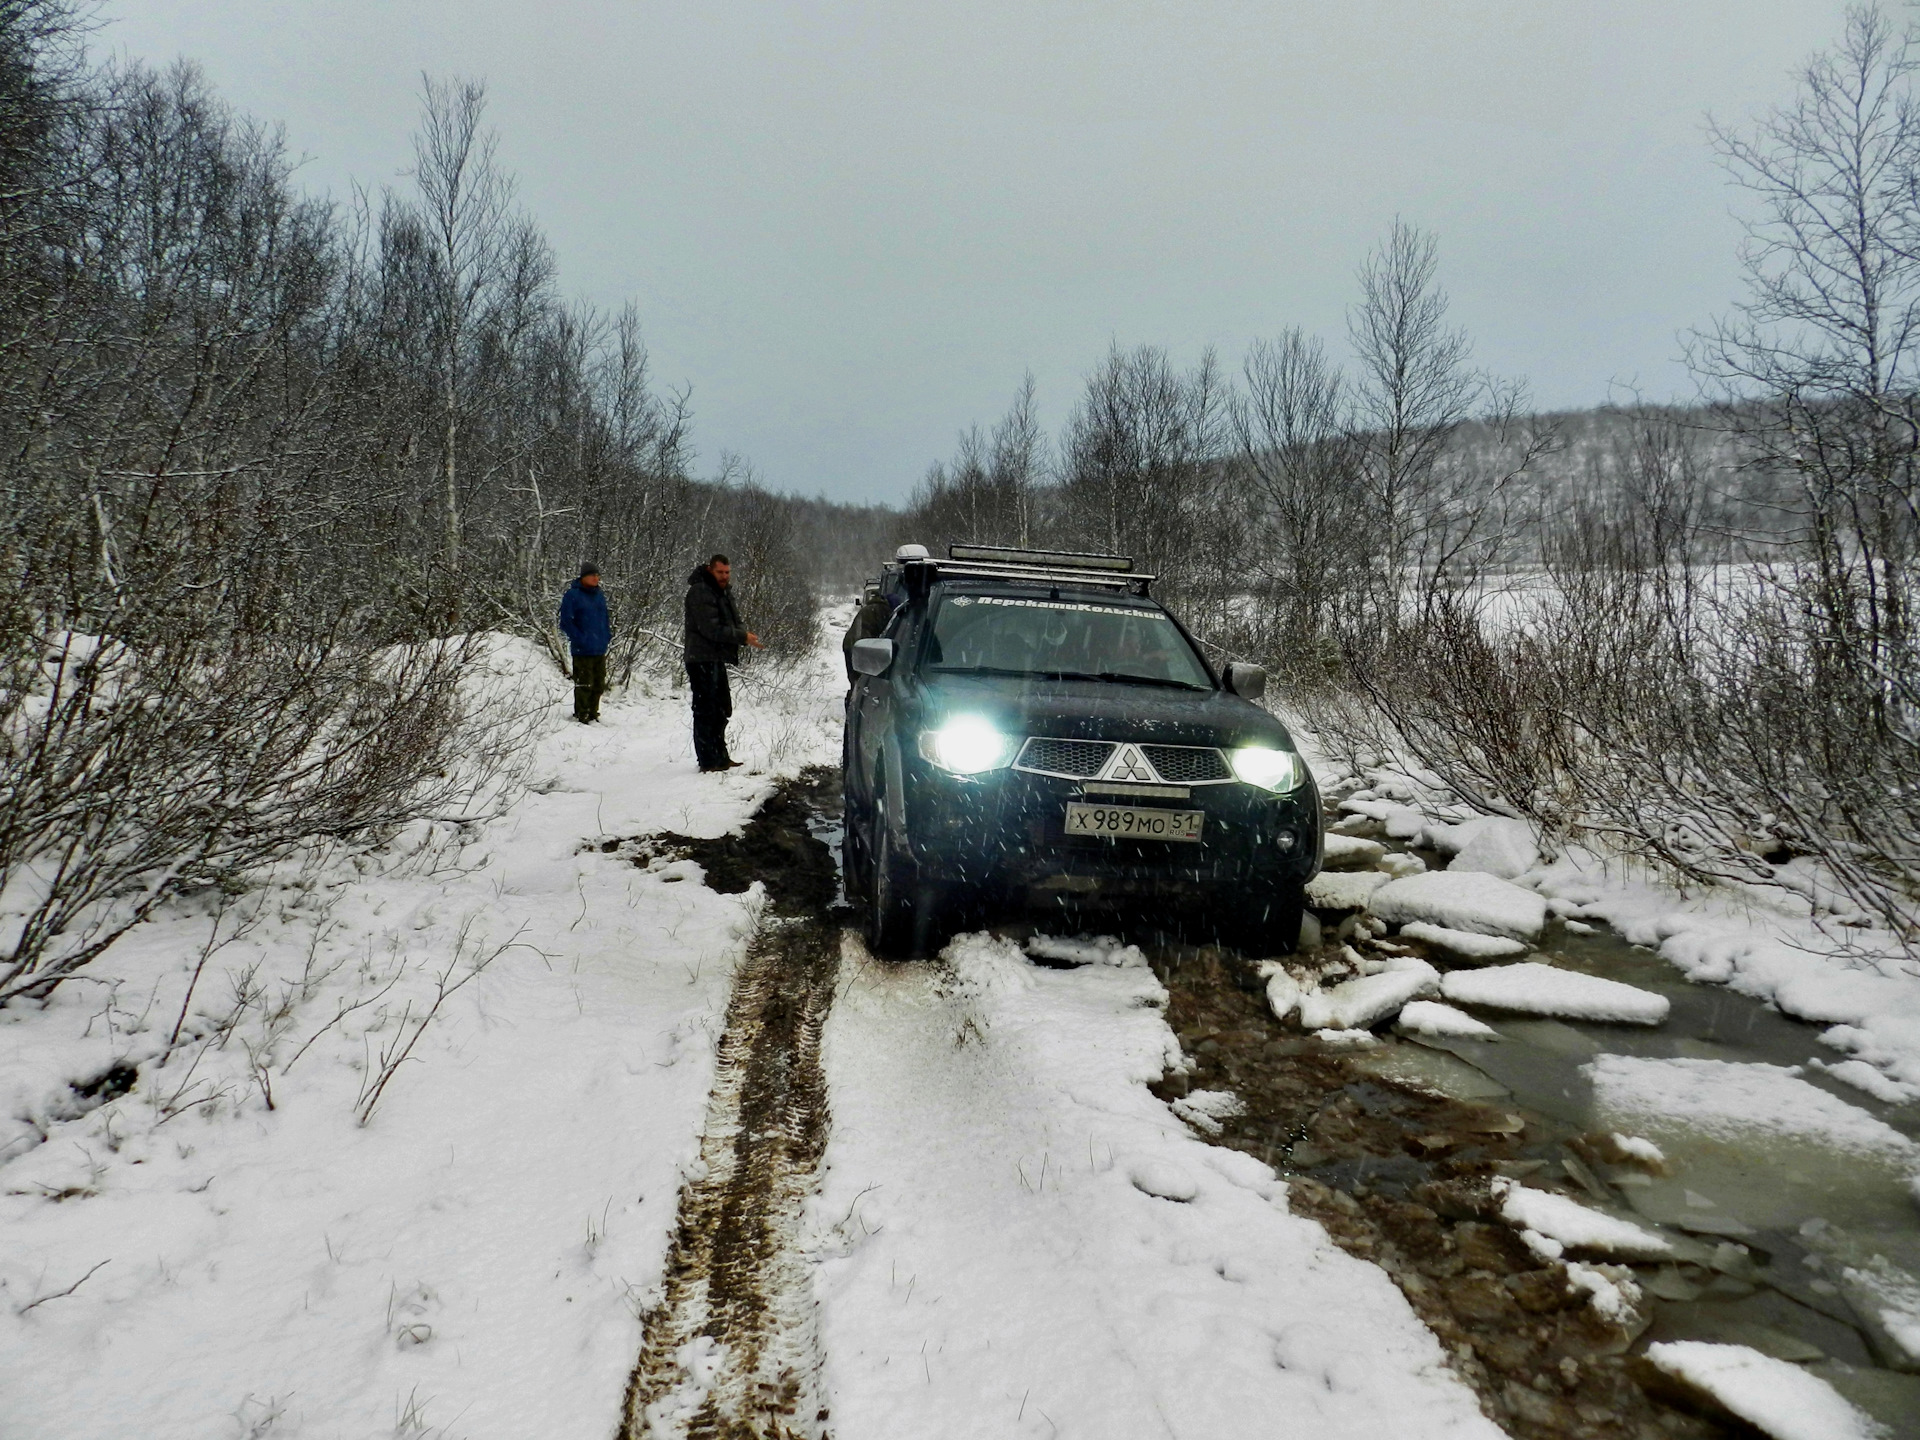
left=569, top=577, right=602, bottom=594
left=688, top=564, right=722, bottom=588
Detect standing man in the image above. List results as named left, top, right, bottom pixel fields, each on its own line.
left=682, top=553, right=763, bottom=771
left=558, top=563, right=611, bottom=723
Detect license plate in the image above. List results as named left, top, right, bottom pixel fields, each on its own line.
left=1065, top=802, right=1204, bottom=842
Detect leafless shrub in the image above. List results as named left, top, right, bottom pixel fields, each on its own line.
left=355, top=918, right=528, bottom=1125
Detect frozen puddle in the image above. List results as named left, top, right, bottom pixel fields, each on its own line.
left=1400, top=929, right=1920, bottom=1424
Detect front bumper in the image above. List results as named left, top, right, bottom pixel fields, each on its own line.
left=897, top=761, right=1320, bottom=903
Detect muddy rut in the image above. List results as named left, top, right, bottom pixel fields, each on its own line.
left=617, top=771, right=844, bottom=1440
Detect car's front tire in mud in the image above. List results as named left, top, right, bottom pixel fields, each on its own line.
left=841, top=797, right=872, bottom=902
left=866, top=822, right=947, bottom=959
left=1224, top=879, right=1307, bottom=957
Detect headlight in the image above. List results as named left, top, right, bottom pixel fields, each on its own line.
left=918, top=717, right=1013, bottom=775
left=1231, top=745, right=1304, bottom=793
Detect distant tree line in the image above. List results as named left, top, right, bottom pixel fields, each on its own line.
left=901, top=7, right=1920, bottom=951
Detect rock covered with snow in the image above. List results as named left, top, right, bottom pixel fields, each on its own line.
left=1441, top=962, right=1670, bottom=1025
left=1493, top=1178, right=1673, bottom=1261
left=1563, top=1261, right=1643, bottom=1324
left=1398, top=921, right=1529, bottom=963
left=1367, top=871, right=1548, bottom=942
left=1312, top=1028, right=1381, bottom=1049
left=1320, top=834, right=1386, bottom=871
left=1642, top=1342, right=1880, bottom=1440
left=1024, top=934, right=1148, bottom=968
left=1128, top=1158, right=1199, bottom=1202
left=1171, top=1089, right=1245, bottom=1136
left=1396, top=1000, right=1499, bottom=1041
left=1448, top=818, right=1539, bottom=881
left=1263, top=966, right=1303, bottom=1023
left=1297, top=959, right=1440, bottom=1032
left=1305, top=870, right=1389, bottom=912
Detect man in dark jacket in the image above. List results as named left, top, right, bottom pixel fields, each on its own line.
left=682, top=554, right=762, bottom=770
left=558, top=563, right=612, bottom=723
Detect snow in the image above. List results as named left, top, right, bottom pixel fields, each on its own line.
left=1128, top=1158, right=1201, bottom=1201
left=1297, top=959, right=1440, bottom=1031
left=1170, top=1088, right=1246, bottom=1136
left=1586, top=1056, right=1920, bottom=1161
left=0, top=635, right=849, bottom=1439
left=1811, top=1056, right=1920, bottom=1105
left=1305, top=870, right=1390, bottom=910
left=1337, top=797, right=1426, bottom=839
left=1642, top=1342, right=1880, bottom=1440
left=1025, top=934, right=1149, bottom=968
left=1263, top=966, right=1304, bottom=1023
left=1447, top=819, right=1539, bottom=881
left=1611, top=1133, right=1666, bottom=1165
left=1398, top=921, right=1529, bottom=961
left=1493, top=1179, right=1674, bottom=1261
left=1563, top=1261, right=1642, bottom=1324
left=1314, top=1028, right=1383, bottom=1048
left=810, top=931, right=1504, bottom=1439
left=1321, top=834, right=1386, bottom=870
left=1440, top=962, right=1670, bottom=1024
left=1368, top=871, right=1548, bottom=943
left=1396, top=1001, right=1500, bottom=1041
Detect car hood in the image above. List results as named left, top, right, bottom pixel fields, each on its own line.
left=910, top=672, right=1296, bottom=751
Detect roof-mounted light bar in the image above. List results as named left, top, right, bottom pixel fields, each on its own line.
left=946, top=544, right=1134, bottom=573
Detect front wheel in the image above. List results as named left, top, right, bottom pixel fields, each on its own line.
left=866, top=821, right=917, bottom=957
left=1223, top=879, right=1306, bottom=958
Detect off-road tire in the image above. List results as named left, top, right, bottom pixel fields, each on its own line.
left=1225, top=879, right=1307, bottom=957
left=866, top=818, right=919, bottom=957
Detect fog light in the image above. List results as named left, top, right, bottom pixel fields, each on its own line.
left=1275, top=832, right=1297, bottom=852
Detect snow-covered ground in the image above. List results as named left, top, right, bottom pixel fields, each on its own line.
left=12, top=599, right=1920, bottom=1438
left=809, top=934, right=1499, bottom=1440
left=0, top=636, right=845, bottom=1438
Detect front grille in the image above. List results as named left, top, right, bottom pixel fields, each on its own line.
left=1141, top=745, right=1232, bottom=783
left=1015, top=737, right=1115, bottom=778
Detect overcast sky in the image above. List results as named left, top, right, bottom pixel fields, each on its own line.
left=103, top=1, right=1848, bottom=504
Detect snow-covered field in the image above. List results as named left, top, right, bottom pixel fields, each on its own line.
left=0, top=637, right=845, bottom=1438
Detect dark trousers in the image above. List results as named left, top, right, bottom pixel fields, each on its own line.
left=572, top=652, right=607, bottom=721
left=685, top=660, right=733, bottom=768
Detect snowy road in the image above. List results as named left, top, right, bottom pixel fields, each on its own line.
left=809, top=934, right=1497, bottom=1440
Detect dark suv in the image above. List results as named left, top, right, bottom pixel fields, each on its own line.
left=842, top=545, right=1321, bottom=957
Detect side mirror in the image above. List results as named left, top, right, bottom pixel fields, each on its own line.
left=1225, top=662, right=1267, bottom=703
left=851, top=638, right=896, bottom=677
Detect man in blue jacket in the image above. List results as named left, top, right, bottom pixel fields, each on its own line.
left=558, top=563, right=611, bottom=723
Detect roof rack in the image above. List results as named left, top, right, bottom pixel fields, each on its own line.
left=896, top=542, right=1154, bottom=596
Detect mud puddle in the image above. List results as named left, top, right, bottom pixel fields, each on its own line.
left=617, top=769, right=846, bottom=1440
left=1135, top=824, right=1920, bottom=1439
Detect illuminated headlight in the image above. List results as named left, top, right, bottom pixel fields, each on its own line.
left=918, top=717, right=1013, bottom=775
left=1230, top=745, right=1304, bottom=793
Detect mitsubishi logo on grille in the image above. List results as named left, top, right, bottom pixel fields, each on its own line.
left=1101, top=744, right=1158, bottom=783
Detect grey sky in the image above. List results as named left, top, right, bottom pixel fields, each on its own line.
left=104, top=1, right=1848, bottom=504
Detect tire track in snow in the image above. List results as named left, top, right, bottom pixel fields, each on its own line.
left=620, top=911, right=842, bottom=1440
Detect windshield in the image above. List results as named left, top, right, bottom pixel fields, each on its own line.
left=925, top=593, right=1213, bottom=689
